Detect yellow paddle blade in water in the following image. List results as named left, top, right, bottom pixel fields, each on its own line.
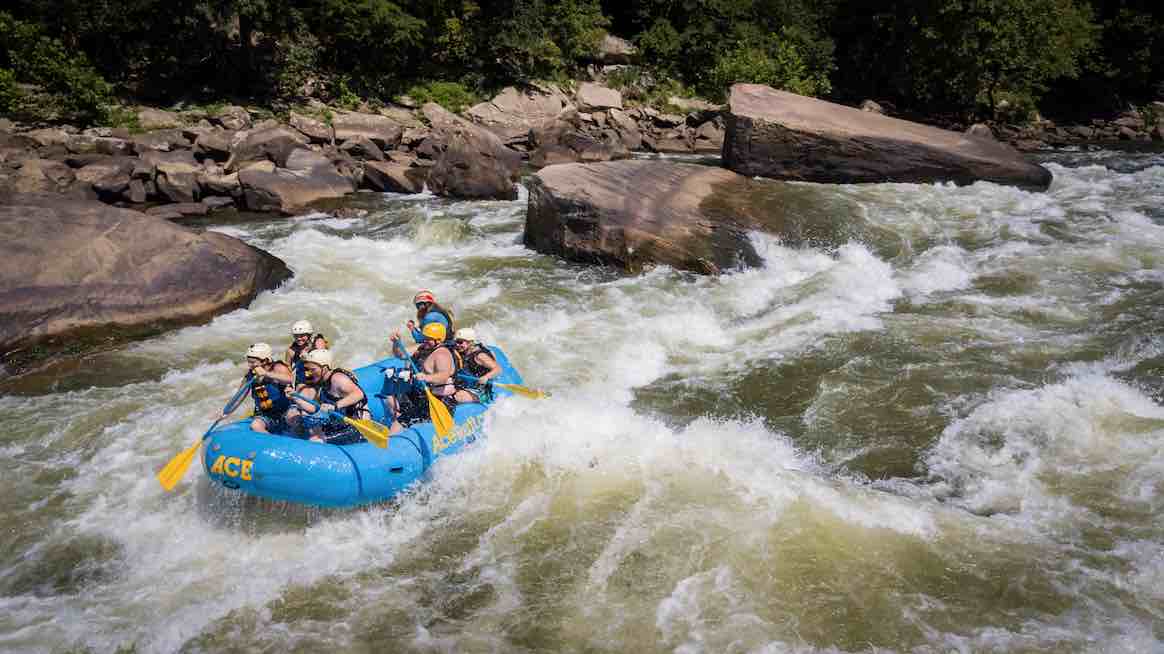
left=156, top=439, right=202, bottom=491
left=342, top=416, right=391, bottom=448
left=496, top=383, right=548, bottom=399
left=425, top=386, right=455, bottom=437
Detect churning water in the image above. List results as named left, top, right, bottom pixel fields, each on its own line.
left=1, top=149, right=1163, bottom=653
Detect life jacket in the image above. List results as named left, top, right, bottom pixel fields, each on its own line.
left=318, top=368, right=367, bottom=418
left=288, top=333, right=328, bottom=385
left=251, top=368, right=291, bottom=416
left=461, top=344, right=495, bottom=379
left=412, top=342, right=462, bottom=395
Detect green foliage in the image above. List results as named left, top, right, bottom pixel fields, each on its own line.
left=912, top=0, right=1098, bottom=117
left=708, top=28, right=833, bottom=99
left=103, top=105, right=142, bottom=131
left=405, top=81, right=480, bottom=113
left=0, top=67, right=21, bottom=115
left=0, top=11, right=112, bottom=123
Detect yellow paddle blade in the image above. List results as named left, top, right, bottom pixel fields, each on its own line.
left=425, top=386, right=455, bottom=437
left=496, top=383, right=548, bottom=399
left=156, top=439, right=202, bottom=491
left=343, top=416, right=391, bottom=449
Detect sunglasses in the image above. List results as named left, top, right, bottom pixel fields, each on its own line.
left=415, top=302, right=431, bottom=309
left=294, top=333, right=310, bottom=338
left=454, top=339, right=470, bottom=345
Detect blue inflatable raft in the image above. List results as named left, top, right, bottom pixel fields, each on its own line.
left=201, top=346, right=523, bottom=508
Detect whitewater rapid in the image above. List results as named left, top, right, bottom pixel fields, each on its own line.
left=1, top=151, right=1162, bottom=653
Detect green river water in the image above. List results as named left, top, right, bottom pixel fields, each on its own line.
left=1, top=148, right=1163, bottom=653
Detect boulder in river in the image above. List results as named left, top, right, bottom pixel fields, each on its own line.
left=0, top=194, right=291, bottom=367
left=422, top=103, right=522, bottom=200
left=723, top=84, right=1052, bottom=190
left=239, top=148, right=355, bottom=214
left=525, top=160, right=885, bottom=274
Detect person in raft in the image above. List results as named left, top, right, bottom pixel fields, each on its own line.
left=230, top=343, right=295, bottom=434
left=288, top=349, right=369, bottom=444
left=384, top=322, right=461, bottom=432
left=284, top=320, right=329, bottom=386
left=407, top=290, right=455, bottom=344
left=452, top=327, right=501, bottom=402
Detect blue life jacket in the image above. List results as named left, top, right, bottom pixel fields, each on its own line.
left=251, top=376, right=290, bottom=417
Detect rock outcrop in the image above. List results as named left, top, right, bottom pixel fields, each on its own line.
left=422, top=103, right=521, bottom=200
left=723, top=84, right=1052, bottom=190
left=239, top=147, right=355, bottom=214
left=0, top=194, right=291, bottom=362
left=525, top=160, right=867, bottom=274
left=465, top=84, right=575, bottom=146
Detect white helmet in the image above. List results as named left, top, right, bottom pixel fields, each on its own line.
left=291, top=320, right=313, bottom=335
left=455, top=327, right=477, bottom=342
left=302, top=348, right=334, bottom=368
left=246, top=342, right=273, bottom=360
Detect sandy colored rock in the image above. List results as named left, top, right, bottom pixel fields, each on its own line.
left=330, top=111, right=403, bottom=149
left=137, top=108, right=184, bottom=130
left=289, top=112, right=333, bottom=143
left=724, top=84, right=1052, bottom=189
left=466, top=85, right=575, bottom=145
left=576, top=83, right=623, bottom=112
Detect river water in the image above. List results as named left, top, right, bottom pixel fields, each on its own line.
left=1, top=148, right=1163, bottom=653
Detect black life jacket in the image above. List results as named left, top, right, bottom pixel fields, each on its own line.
left=412, top=343, right=462, bottom=395
left=251, top=367, right=291, bottom=416
left=461, top=344, right=495, bottom=379
left=318, top=368, right=366, bottom=417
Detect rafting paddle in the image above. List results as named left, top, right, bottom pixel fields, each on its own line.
left=289, top=392, right=392, bottom=448
left=456, top=372, right=548, bottom=400
left=157, top=376, right=252, bottom=492
left=394, top=337, right=455, bottom=438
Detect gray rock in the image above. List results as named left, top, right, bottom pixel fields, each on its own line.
left=859, top=99, right=885, bottom=114
left=421, top=103, right=522, bottom=200
left=198, top=171, right=241, bottom=197
left=965, top=123, right=996, bottom=140
left=338, top=136, right=386, bottom=161
left=525, top=160, right=851, bottom=274
left=202, top=196, right=235, bottom=210
left=194, top=130, right=234, bottom=161
left=289, top=111, right=333, bottom=143
left=25, top=129, right=70, bottom=148
left=225, top=126, right=309, bottom=172
left=331, top=111, right=403, bottom=149
left=0, top=194, right=291, bottom=357
left=239, top=164, right=355, bottom=214
left=363, top=160, right=428, bottom=194
left=595, top=34, right=636, bottom=64
left=5, top=159, right=77, bottom=194
left=212, top=105, right=252, bottom=131
left=576, top=83, right=623, bottom=112
left=723, top=84, right=1051, bottom=190
left=95, top=138, right=133, bottom=156
left=125, top=178, right=149, bottom=203
left=76, top=157, right=137, bottom=197
left=466, top=85, right=575, bottom=146
left=137, top=108, right=184, bottom=130
left=148, top=202, right=208, bottom=217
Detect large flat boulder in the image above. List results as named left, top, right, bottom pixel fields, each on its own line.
left=225, top=126, right=309, bottom=172
left=723, top=84, right=1052, bottom=190
left=466, top=85, right=575, bottom=145
left=239, top=151, right=355, bottom=214
left=364, top=160, right=428, bottom=194
left=525, top=160, right=890, bottom=274
left=0, top=194, right=291, bottom=363
left=422, top=103, right=522, bottom=200
left=330, top=110, right=403, bottom=149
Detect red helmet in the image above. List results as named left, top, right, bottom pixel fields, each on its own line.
left=413, top=290, right=436, bottom=304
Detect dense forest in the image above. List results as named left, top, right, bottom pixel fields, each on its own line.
left=1, top=0, right=1161, bottom=126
